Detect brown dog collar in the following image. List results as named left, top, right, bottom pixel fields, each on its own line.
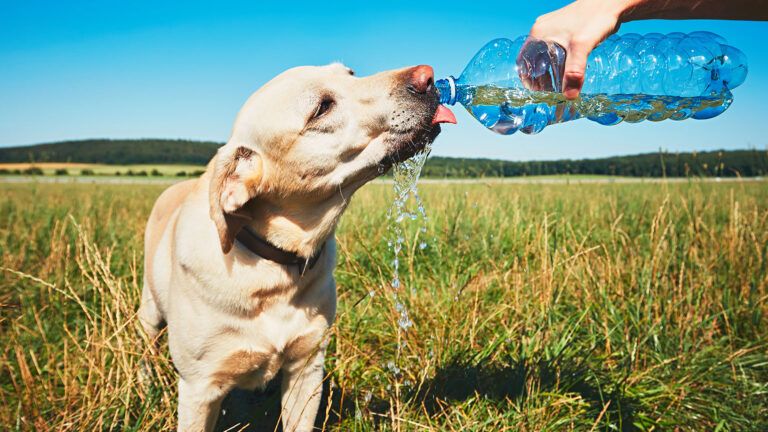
left=235, top=226, right=324, bottom=274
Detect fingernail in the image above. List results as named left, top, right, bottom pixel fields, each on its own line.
left=563, top=74, right=584, bottom=98
left=563, top=87, right=580, bottom=100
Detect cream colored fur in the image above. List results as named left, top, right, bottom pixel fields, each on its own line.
left=139, top=63, right=441, bottom=431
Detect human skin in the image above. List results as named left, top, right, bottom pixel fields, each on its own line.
left=529, top=0, right=768, bottom=99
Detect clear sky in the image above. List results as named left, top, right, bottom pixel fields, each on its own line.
left=1, top=0, right=766, bottom=160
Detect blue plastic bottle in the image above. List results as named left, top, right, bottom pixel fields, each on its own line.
left=435, top=32, right=748, bottom=135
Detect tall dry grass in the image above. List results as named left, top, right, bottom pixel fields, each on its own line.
left=1, top=180, right=767, bottom=431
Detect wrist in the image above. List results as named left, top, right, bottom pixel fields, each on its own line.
left=577, top=0, right=631, bottom=24
left=616, top=0, right=650, bottom=23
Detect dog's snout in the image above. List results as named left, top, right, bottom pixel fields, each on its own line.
left=407, top=65, right=434, bottom=94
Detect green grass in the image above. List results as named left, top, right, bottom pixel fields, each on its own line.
left=1, top=181, right=767, bottom=431
left=482, top=173, right=625, bottom=180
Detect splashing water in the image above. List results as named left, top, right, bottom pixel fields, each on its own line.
left=379, top=143, right=433, bottom=411
left=375, top=140, right=433, bottom=409
left=386, top=141, right=432, bottom=336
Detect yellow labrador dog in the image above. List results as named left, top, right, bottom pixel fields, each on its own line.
left=139, top=63, right=455, bottom=431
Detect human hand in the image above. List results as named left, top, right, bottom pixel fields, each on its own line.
left=528, top=0, right=627, bottom=99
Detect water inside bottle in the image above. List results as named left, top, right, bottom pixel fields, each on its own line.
left=464, top=84, right=733, bottom=135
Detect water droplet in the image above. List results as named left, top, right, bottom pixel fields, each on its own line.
left=398, top=312, right=413, bottom=330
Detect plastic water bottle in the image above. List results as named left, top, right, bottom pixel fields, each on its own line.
left=435, top=32, right=748, bottom=135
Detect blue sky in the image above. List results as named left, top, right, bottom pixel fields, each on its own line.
left=1, top=0, right=766, bottom=160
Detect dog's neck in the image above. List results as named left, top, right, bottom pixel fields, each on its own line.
left=243, top=195, right=348, bottom=259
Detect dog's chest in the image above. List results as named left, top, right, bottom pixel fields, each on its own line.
left=210, top=303, right=326, bottom=390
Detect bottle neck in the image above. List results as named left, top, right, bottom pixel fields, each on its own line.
left=435, top=76, right=457, bottom=105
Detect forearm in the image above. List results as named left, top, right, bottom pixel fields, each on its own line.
left=619, top=0, right=768, bottom=22
left=529, top=0, right=766, bottom=99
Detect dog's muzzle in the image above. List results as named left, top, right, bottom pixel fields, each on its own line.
left=383, top=65, right=456, bottom=165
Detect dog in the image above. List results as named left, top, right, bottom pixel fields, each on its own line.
left=139, top=63, right=456, bottom=431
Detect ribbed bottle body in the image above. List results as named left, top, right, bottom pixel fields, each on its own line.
left=435, top=32, right=747, bottom=135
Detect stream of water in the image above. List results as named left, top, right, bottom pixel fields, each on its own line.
left=380, top=141, right=433, bottom=403
left=386, top=142, right=432, bottom=337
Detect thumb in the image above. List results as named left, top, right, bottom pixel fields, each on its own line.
left=562, top=41, right=590, bottom=100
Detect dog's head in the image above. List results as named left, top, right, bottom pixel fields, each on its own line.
left=209, top=63, right=454, bottom=253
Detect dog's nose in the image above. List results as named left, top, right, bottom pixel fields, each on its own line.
left=407, top=65, right=434, bottom=94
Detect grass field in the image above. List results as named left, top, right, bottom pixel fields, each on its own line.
left=1, top=180, right=767, bottom=431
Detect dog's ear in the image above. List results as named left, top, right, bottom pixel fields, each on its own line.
left=209, top=145, right=265, bottom=254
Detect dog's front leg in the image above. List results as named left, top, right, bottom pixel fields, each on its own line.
left=280, top=350, right=325, bottom=432
left=177, top=378, right=223, bottom=432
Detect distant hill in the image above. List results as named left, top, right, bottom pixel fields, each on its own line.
left=424, top=149, right=768, bottom=178
left=0, top=139, right=221, bottom=165
left=1, top=139, right=766, bottom=178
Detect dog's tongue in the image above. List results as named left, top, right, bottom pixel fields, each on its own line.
left=431, top=105, right=456, bottom=125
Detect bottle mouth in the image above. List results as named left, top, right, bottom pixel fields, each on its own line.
left=435, top=76, right=457, bottom=105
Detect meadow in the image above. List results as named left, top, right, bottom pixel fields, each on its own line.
left=1, top=179, right=767, bottom=431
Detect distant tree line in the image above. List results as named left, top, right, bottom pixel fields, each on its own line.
left=423, top=149, right=768, bottom=178
left=1, top=139, right=766, bottom=178
left=0, top=139, right=220, bottom=165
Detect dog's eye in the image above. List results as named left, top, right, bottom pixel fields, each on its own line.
left=312, top=97, right=334, bottom=120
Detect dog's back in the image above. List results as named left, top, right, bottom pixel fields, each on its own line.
left=141, top=179, right=197, bottom=335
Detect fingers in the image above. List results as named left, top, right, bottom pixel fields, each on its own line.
left=526, top=0, right=622, bottom=99
left=562, top=40, right=590, bottom=100
left=517, top=38, right=557, bottom=92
